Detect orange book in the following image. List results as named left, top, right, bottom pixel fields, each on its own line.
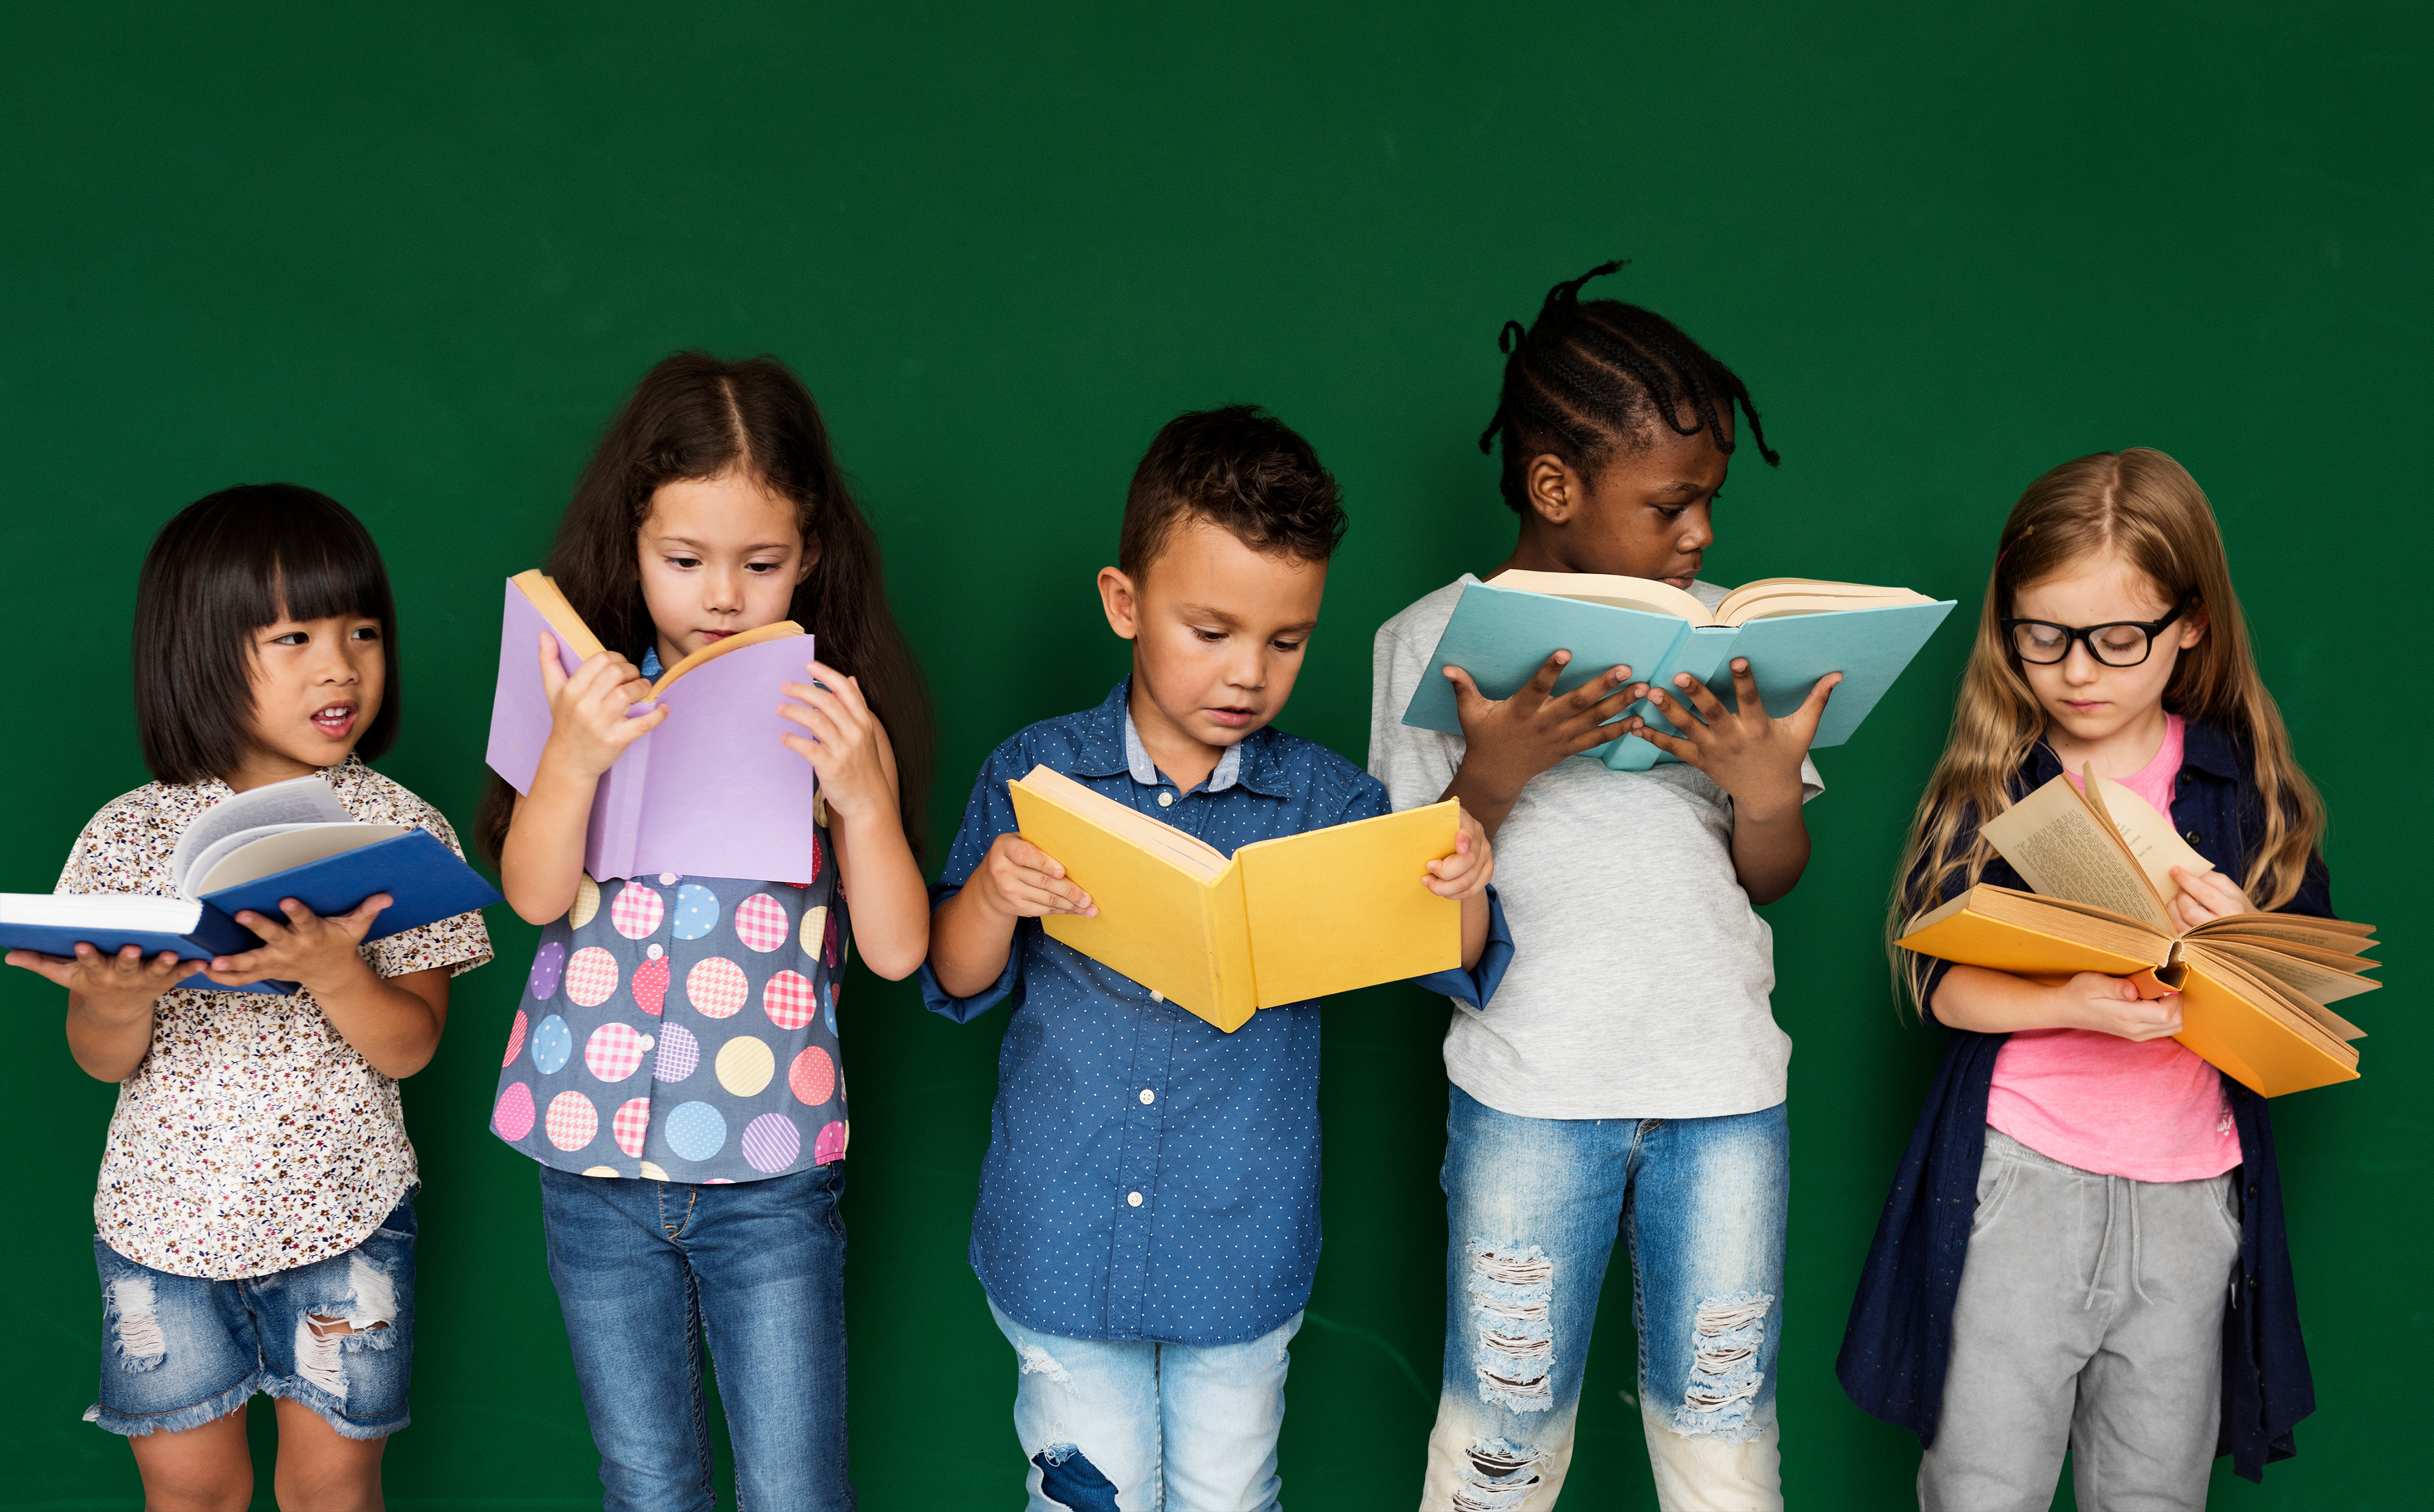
left=1899, top=768, right=2378, bottom=1097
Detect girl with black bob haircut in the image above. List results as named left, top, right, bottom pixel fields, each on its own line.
left=11, top=483, right=493, bottom=1506
left=480, top=352, right=933, bottom=1510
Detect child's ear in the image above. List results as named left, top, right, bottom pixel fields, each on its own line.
left=797, top=534, right=822, bottom=580
left=2180, top=603, right=2209, bottom=649
left=1524, top=454, right=1574, bottom=526
left=1096, top=566, right=1140, bottom=641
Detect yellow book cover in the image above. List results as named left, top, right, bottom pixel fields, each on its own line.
left=1008, top=766, right=1461, bottom=1031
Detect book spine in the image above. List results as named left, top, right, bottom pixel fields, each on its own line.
left=1604, top=625, right=1741, bottom=771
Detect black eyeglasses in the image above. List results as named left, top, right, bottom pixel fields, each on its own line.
left=2002, top=593, right=2196, bottom=668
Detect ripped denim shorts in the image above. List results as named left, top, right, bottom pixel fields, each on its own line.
left=87, top=1190, right=416, bottom=1442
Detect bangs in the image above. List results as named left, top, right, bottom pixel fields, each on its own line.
left=134, top=483, right=402, bottom=784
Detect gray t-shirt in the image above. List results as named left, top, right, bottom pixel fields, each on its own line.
left=1368, top=575, right=1821, bottom=1119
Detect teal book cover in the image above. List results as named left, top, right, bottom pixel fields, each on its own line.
left=1400, top=580, right=1956, bottom=771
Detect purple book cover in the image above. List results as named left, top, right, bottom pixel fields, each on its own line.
left=484, top=581, right=823, bottom=884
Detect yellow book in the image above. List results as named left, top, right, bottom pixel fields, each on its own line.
left=1007, top=765, right=1462, bottom=1031
left=1897, top=768, right=2379, bottom=1097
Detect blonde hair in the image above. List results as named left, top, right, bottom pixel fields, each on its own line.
left=1891, top=447, right=2325, bottom=1008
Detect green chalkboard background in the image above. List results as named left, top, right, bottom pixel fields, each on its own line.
left=3, top=4, right=2424, bottom=1508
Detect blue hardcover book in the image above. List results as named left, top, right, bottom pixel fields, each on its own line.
left=2, top=776, right=501, bottom=994
left=1401, top=572, right=1956, bottom=771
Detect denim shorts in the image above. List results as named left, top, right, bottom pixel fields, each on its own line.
left=86, top=1191, right=418, bottom=1442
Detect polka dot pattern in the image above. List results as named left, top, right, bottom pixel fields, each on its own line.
left=492, top=1082, right=535, bottom=1142
left=814, top=1120, right=848, bottom=1165
left=530, top=1015, right=572, bottom=1075
left=789, top=1045, right=835, bottom=1106
left=610, top=882, right=665, bottom=939
left=652, top=1023, right=700, bottom=1083
left=545, top=1090, right=598, bottom=1151
left=664, top=1101, right=726, bottom=1162
left=671, top=884, right=721, bottom=940
left=919, top=681, right=1413, bottom=1345
left=568, top=873, right=601, bottom=929
left=613, top=1097, right=651, bottom=1157
left=565, top=947, right=619, bottom=1008
left=763, top=971, right=817, bottom=1030
left=741, top=1113, right=801, bottom=1173
left=716, top=1036, right=775, bottom=1097
left=631, top=955, right=670, bottom=1017
left=491, top=867, right=851, bottom=1186
left=734, top=893, right=788, bottom=953
left=686, top=957, right=748, bottom=1018
left=526, top=941, right=565, bottom=1001
left=585, top=1022, right=654, bottom=1082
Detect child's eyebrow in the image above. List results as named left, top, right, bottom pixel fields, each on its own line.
left=650, top=534, right=798, bottom=553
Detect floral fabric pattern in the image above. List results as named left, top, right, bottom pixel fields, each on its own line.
left=59, top=755, right=493, bottom=1281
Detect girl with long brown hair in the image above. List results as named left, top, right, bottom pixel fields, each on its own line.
left=482, top=352, right=931, bottom=1510
left=1840, top=448, right=2334, bottom=1507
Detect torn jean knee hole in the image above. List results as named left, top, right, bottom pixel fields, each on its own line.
left=294, top=1254, right=399, bottom=1402
left=1034, top=1442, right=1119, bottom=1512
left=1674, top=1291, right=1772, bottom=1436
left=1466, top=1240, right=1553, bottom=1414
left=1016, top=1342, right=1072, bottom=1385
left=1451, top=1436, right=1546, bottom=1512
left=108, top=1276, right=167, bottom=1371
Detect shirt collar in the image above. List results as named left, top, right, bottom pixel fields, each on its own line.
left=1076, top=678, right=1288, bottom=798
left=2025, top=715, right=2240, bottom=787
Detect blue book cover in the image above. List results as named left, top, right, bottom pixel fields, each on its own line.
left=3, top=829, right=500, bottom=996
left=1401, top=578, right=1956, bottom=771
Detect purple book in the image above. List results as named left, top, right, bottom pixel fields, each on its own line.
left=483, top=578, right=824, bottom=885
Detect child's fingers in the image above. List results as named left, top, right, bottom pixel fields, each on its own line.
left=1622, top=716, right=1699, bottom=764
left=537, top=634, right=569, bottom=696
left=1670, top=673, right=1731, bottom=725
left=1442, top=665, right=1490, bottom=714
left=1520, top=650, right=1572, bottom=704
left=1643, top=686, right=1710, bottom=732
left=1784, top=671, right=1843, bottom=742
left=1564, top=664, right=1637, bottom=714
left=1001, top=838, right=1067, bottom=880
left=804, top=661, right=870, bottom=717
left=606, top=702, right=670, bottom=747
left=337, top=894, right=394, bottom=935
left=5, top=950, right=80, bottom=986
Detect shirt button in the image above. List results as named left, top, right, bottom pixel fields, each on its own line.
left=1157, top=791, right=1174, bottom=808
left=1127, top=1191, right=1143, bottom=1207
left=1139, top=1089, right=1155, bottom=1105
left=1150, top=990, right=1163, bottom=1004
left=2183, top=831, right=2202, bottom=846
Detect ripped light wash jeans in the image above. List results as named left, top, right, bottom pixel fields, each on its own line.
left=1421, top=1089, right=1788, bottom=1512
left=988, top=1296, right=1299, bottom=1512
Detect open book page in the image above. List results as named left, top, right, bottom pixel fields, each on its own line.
left=2194, top=940, right=2378, bottom=1013
left=2190, top=913, right=2377, bottom=954
left=1979, top=775, right=2172, bottom=930
left=2174, top=946, right=2359, bottom=1059
left=186, top=823, right=412, bottom=896
left=1485, top=569, right=1714, bottom=624
left=1014, top=766, right=1229, bottom=878
left=168, top=775, right=354, bottom=897
left=652, top=620, right=806, bottom=697
left=510, top=571, right=606, bottom=661
left=2079, top=775, right=2213, bottom=909
left=1710, top=579, right=1937, bottom=624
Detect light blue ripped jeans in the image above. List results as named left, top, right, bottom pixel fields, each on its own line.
left=1421, top=1089, right=1788, bottom=1512
left=988, top=1296, right=1299, bottom=1512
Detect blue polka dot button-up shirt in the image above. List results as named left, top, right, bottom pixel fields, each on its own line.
left=920, top=679, right=1512, bottom=1346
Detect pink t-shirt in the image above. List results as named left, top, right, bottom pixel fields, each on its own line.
left=1985, top=714, right=2242, bottom=1181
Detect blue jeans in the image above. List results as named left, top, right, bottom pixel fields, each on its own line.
left=87, top=1192, right=417, bottom=1442
left=539, top=1163, right=852, bottom=1511
left=988, top=1296, right=1299, bottom=1512
left=1421, top=1088, right=1789, bottom=1512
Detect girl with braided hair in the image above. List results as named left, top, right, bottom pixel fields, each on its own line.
left=1370, top=262, right=1835, bottom=1511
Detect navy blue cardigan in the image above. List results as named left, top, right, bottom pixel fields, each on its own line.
left=1836, top=719, right=2327, bottom=1483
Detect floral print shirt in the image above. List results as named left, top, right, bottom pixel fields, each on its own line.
left=60, top=755, right=493, bottom=1281
left=487, top=813, right=852, bottom=1184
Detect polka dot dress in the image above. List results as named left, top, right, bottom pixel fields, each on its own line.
left=491, top=839, right=849, bottom=1184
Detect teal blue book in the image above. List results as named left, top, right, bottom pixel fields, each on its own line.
left=1400, top=572, right=1957, bottom=771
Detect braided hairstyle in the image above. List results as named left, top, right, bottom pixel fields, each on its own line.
left=1479, top=260, right=1777, bottom=514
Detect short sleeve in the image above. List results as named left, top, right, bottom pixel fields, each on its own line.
left=1370, top=622, right=1464, bottom=813
left=366, top=809, right=493, bottom=980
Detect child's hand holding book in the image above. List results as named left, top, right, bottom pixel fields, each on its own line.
left=534, top=632, right=666, bottom=781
